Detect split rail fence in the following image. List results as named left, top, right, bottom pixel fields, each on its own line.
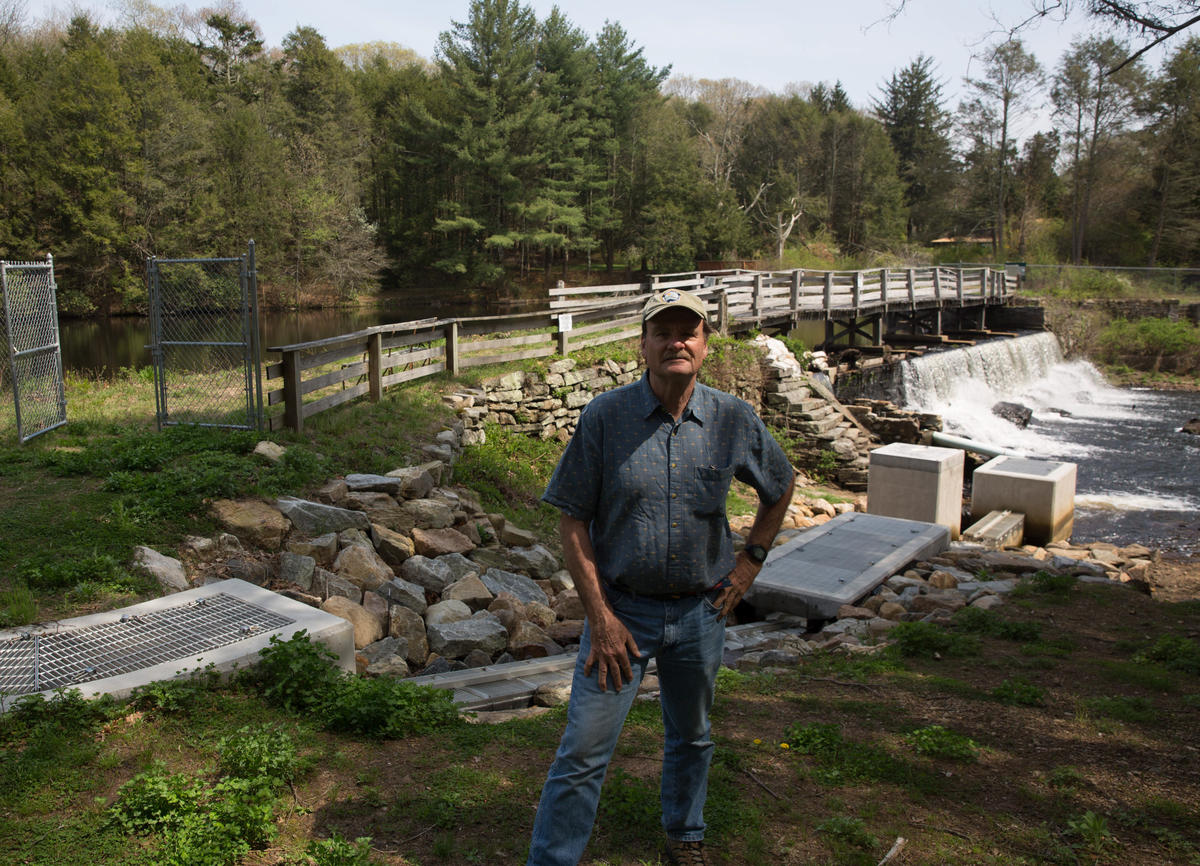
left=266, top=265, right=1015, bottom=432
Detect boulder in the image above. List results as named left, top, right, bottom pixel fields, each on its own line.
left=252, top=441, right=286, bottom=462
left=442, top=575, right=494, bottom=611
left=362, top=590, right=389, bottom=633
left=481, top=568, right=549, bottom=606
left=500, top=524, right=537, bottom=547
left=438, top=552, right=481, bottom=583
left=400, top=555, right=456, bottom=594
left=345, top=492, right=406, bottom=528
left=426, top=613, right=508, bottom=658
left=506, top=544, right=561, bottom=580
left=323, top=571, right=363, bottom=604
left=287, top=533, right=338, bottom=566
left=333, top=544, right=394, bottom=592
left=507, top=621, right=563, bottom=660
left=389, top=605, right=430, bottom=667
left=546, top=620, right=585, bottom=645
left=377, top=576, right=428, bottom=615
left=384, top=466, right=436, bottom=500
left=278, top=552, right=316, bottom=591
left=371, top=524, right=415, bottom=567
left=225, top=557, right=270, bottom=586
left=412, top=526, right=475, bottom=558
left=928, top=570, right=960, bottom=590
left=337, top=528, right=374, bottom=549
left=993, top=401, right=1033, bottom=428
left=836, top=604, right=875, bottom=620
left=463, top=649, right=494, bottom=668
left=132, top=546, right=189, bottom=594
left=210, top=499, right=291, bottom=550
left=322, top=596, right=384, bottom=648
left=524, top=601, right=557, bottom=630
left=276, top=496, right=369, bottom=535
left=314, top=479, right=348, bottom=505
left=877, top=601, right=907, bottom=621
left=425, top=599, right=472, bottom=626
left=1181, top=418, right=1200, bottom=435
left=551, top=588, right=586, bottom=620
left=345, top=473, right=407, bottom=495
left=533, top=679, right=573, bottom=708
left=399, top=498, right=455, bottom=533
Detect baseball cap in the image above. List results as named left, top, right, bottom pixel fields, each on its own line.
left=642, top=289, right=709, bottom=323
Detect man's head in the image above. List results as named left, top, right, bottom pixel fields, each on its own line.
left=640, top=290, right=710, bottom=384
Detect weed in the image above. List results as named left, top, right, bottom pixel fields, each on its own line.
left=0, top=583, right=38, bottom=627
left=1011, top=571, right=1076, bottom=601
left=1083, top=695, right=1157, bottom=724
left=456, top=422, right=562, bottom=540
left=992, top=677, right=1046, bottom=706
left=128, top=666, right=222, bottom=716
left=887, top=620, right=981, bottom=658
left=217, top=725, right=301, bottom=782
left=817, top=815, right=878, bottom=850
left=1101, top=659, right=1177, bottom=692
left=1021, top=637, right=1077, bottom=658
left=905, top=725, right=979, bottom=761
left=783, top=721, right=936, bottom=791
left=1066, top=810, right=1114, bottom=856
left=596, top=768, right=664, bottom=849
left=321, top=676, right=460, bottom=738
left=1134, top=634, right=1200, bottom=675
left=1047, top=765, right=1086, bottom=791
left=108, top=763, right=204, bottom=835
left=294, top=832, right=375, bottom=866
left=253, top=631, right=344, bottom=713
left=952, top=606, right=1041, bottom=641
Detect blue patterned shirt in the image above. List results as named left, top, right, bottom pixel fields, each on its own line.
left=542, top=373, right=793, bottom=595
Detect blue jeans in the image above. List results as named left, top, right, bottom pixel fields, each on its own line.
left=526, top=586, right=727, bottom=866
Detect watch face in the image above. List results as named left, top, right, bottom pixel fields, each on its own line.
left=746, top=544, right=768, bottom=564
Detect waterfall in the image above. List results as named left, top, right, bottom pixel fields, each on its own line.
left=898, top=332, right=1141, bottom=457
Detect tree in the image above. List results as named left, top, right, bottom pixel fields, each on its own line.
left=1052, top=37, right=1146, bottom=263
left=959, top=40, right=1044, bottom=257
left=874, top=54, right=956, bottom=242
left=195, top=13, right=261, bottom=88
left=1141, top=36, right=1200, bottom=265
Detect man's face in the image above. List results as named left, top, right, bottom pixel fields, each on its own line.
left=641, top=308, right=708, bottom=382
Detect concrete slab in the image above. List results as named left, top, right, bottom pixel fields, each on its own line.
left=971, top=456, right=1076, bottom=544
left=963, top=509, right=1025, bottom=549
left=0, top=579, right=355, bottom=706
left=744, top=512, right=950, bottom=620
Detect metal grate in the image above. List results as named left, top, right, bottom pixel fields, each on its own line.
left=0, top=593, right=293, bottom=697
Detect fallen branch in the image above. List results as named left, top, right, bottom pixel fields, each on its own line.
left=877, top=836, right=907, bottom=865
left=744, top=768, right=782, bottom=800
left=797, top=675, right=884, bottom=696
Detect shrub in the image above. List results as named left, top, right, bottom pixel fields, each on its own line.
left=992, top=676, right=1046, bottom=706
left=217, top=725, right=301, bottom=782
left=888, top=621, right=980, bottom=658
left=321, top=677, right=460, bottom=739
left=952, top=606, right=1041, bottom=641
left=1134, top=634, right=1200, bottom=675
left=817, top=815, right=878, bottom=850
left=109, top=763, right=204, bottom=835
left=905, top=725, right=979, bottom=761
left=296, top=833, right=376, bottom=866
left=253, top=631, right=343, bottom=713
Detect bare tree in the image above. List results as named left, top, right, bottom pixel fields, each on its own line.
left=0, top=0, right=26, bottom=46
left=881, top=1, right=1200, bottom=71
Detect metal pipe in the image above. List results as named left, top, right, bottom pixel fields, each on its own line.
left=930, top=431, right=1018, bottom=458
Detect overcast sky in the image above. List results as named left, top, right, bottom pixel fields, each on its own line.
left=21, top=0, right=1148, bottom=112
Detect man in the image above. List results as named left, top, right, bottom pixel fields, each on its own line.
left=527, top=288, right=796, bottom=866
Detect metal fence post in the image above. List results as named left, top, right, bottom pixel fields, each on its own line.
left=248, top=240, right=263, bottom=430
left=444, top=321, right=460, bottom=376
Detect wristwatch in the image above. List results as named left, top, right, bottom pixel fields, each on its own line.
left=744, top=544, right=768, bottom=565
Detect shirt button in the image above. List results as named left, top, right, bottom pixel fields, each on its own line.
left=671, top=462, right=676, bottom=468
left=672, top=522, right=678, bottom=527
left=671, top=493, right=677, bottom=499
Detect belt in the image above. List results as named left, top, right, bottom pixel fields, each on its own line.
left=606, top=578, right=728, bottom=601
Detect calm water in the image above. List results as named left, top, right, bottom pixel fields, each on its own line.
left=57, top=289, right=502, bottom=375
left=900, top=334, right=1200, bottom=554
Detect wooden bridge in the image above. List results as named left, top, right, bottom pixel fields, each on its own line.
left=265, top=265, right=1020, bottom=432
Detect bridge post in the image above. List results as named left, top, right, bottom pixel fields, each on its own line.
left=717, top=289, right=729, bottom=336
left=789, top=270, right=800, bottom=314
left=852, top=271, right=862, bottom=311
left=879, top=268, right=889, bottom=309
left=956, top=269, right=964, bottom=303
left=282, top=349, right=303, bottom=433
left=932, top=268, right=941, bottom=301
left=823, top=272, right=833, bottom=313
left=752, top=272, right=762, bottom=318
left=908, top=268, right=916, bottom=306
left=981, top=268, right=989, bottom=298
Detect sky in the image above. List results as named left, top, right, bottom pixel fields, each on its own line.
left=19, top=0, right=1164, bottom=114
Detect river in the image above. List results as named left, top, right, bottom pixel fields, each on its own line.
left=899, top=332, right=1200, bottom=555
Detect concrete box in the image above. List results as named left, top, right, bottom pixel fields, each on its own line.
left=970, top=456, right=1076, bottom=544
left=866, top=443, right=964, bottom=538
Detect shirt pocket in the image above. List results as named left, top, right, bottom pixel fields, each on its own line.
left=693, top=465, right=734, bottom=515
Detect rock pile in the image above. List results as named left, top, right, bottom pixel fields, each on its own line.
left=733, top=539, right=1158, bottom=669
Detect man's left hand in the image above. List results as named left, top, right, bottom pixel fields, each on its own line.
left=713, top=554, right=761, bottom=619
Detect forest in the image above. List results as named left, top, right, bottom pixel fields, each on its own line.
left=0, top=0, right=1198, bottom=316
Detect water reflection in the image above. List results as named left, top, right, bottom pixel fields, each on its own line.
left=58, top=290, right=498, bottom=376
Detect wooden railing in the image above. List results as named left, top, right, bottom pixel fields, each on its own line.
left=266, top=265, right=1015, bottom=431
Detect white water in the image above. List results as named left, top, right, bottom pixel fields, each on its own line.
left=899, top=333, right=1200, bottom=551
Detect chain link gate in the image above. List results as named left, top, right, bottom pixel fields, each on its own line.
left=147, top=241, right=263, bottom=430
left=1, top=256, right=67, bottom=443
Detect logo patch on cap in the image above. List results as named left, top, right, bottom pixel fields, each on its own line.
left=661, top=290, right=681, bottom=302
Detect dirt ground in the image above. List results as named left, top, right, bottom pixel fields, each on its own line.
left=257, top=554, right=1200, bottom=866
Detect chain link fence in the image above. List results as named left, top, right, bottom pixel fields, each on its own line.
left=147, top=242, right=262, bottom=429
left=1, top=257, right=67, bottom=443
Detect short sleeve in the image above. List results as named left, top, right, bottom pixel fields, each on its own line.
left=542, top=401, right=604, bottom=521
left=734, top=410, right=793, bottom=506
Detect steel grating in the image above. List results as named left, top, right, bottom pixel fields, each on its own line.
left=0, top=593, right=294, bottom=697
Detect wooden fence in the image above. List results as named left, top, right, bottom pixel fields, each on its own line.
left=266, top=265, right=1015, bottom=431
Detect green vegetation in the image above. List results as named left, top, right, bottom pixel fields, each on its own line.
left=904, top=725, right=979, bottom=761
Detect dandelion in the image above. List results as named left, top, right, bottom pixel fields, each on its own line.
left=753, top=738, right=762, bottom=745
left=780, top=742, right=790, bottom=750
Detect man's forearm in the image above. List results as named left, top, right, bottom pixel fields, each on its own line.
left=560, top=514, right=610, bottom=623
left=746, top=472, right=795, bottom=550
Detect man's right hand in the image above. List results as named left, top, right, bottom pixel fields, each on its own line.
left=583, top=608, right=640, bottom=692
